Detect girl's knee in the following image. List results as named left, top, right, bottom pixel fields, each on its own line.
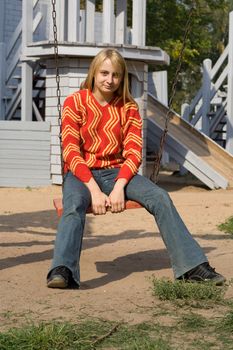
left=146, top=187, right=172, bottom=213
left=63, top=195, right=90, bottom=216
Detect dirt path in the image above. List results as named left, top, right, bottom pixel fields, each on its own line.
left=1, top=180, right=233, bottom=330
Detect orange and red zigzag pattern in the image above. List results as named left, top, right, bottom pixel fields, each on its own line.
left=61, top=90, right=142, bottom=182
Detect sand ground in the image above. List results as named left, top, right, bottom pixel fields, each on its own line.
left=1, top=176, right=233, bottom=330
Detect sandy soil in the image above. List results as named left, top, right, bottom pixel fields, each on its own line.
left=1, top=176, right=233, bottom=330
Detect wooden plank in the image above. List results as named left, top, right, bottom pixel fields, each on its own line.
left=52, top=174, right=63, bottom=185
left=0, top=131, right=50, bottom=141
left=116, top=0, right=127, bottom=44
left=0, top=162, right=49, bottom=170
left=0, top=149, right=50, bottom=159
left=0, top=177, right=51, bottom=187
left=0, top=169, right=50, bottom=179
left=132, top=0, right=146, bottom=46
left=51, top=164, right=62, bottom=174
left=226, top=11, right=233, bottom=154
left=86, top=0, right=95, bottom=42
left=0, top=121, right=50, bottom=131
left=103, top=0, right=114, bottom=43
left=0, top=140, right=50, bottom=150
left=68, top=0, right=80, bottom=41
left=53, top=197, right=143, bottom=217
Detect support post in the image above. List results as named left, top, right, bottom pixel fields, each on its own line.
left=132, top=0, right=146, bottom=46
left=49, top=0, right=66, bottom=41
left=115, top=0, right=127, bottom=44
left=0, top=43, right=6, bottom=120
left=21, top=62, right=33, bottom=121
left=226, top=11, right=233, bottom=154
left=21, top=0, right=33, bottom=121
left=85, top=0, right=95, bottom=42
left=103, top=0, right=114, bottom=43
left=201, top=58, right=212, bottom=136
left=22, top=0, right=33, bottom=50
left=68, top=0, right=80, bottom=42
left=181, top=103, right=190, bottom=121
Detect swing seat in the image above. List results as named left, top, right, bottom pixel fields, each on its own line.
left=53, top=197, right=142, bottom=217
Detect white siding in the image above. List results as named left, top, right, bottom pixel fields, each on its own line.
left=0, top=121, right=51, bottom=187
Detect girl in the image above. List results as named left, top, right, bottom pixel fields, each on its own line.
left=47, top=49, right=225, bottom=288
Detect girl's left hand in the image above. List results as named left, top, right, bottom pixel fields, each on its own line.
left=109, top=179, right=127, bottom=213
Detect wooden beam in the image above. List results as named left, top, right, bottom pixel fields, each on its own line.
left=21, top=62, right=33, bottom=121
left=86, top=0, right=95, bottom=42
left=103, top=0, right=114, bottom=43
left=226, top=11, right=233, bottom=154
left=68, top=0, right=80, bottom=42
left=0, top=43, right=6, bottom=120
left=115, top=0, right=127, bottom=44
left=201, top=58, right=212, bottom=136
left=22, top=0, right=33, bottom=51
left=132, top=0, right=146, bottom=46
left=53, top=197, right=142, bottom=217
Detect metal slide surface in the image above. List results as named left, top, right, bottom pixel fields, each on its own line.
left=147, top=94, right=233, bottom=189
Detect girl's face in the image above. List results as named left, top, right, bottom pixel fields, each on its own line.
left=93, top=58, right=123, bottom=99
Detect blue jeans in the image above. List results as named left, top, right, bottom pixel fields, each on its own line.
left=48, top=169, right=207, bottom=286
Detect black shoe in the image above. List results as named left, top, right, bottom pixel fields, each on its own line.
left=47, top=266, right=72, bottom=289
left=178, top=262, right=226, bottom=286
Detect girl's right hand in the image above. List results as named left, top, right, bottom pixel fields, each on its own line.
left=84, top=177, right=111, bottom=215
left=91, top=190, right=111, bottom=215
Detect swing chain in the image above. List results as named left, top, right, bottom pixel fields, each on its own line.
left=51, top=0, right=64, bottom=179
left=150, top=4, right=196, bottom=183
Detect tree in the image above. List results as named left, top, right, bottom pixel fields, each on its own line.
left=146, top=0, right=233, bottom=110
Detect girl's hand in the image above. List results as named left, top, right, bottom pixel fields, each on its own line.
left=91, top=190, right=111, bottom=215
left=85, top=177, right=111, bottom=215
left=109, top=178, right=127, bottom=213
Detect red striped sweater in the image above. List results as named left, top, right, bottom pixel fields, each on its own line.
left=62, top=89, right=142, bottom=183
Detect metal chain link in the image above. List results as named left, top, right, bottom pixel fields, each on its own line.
left=150, top=5, right=196, bottom=183
left=51, top=0, right=64, bottom=180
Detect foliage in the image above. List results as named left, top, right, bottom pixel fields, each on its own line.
left=146, top=0, right=233, bottom=110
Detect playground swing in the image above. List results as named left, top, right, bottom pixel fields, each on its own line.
left=51, top=0, right=195, bottom=218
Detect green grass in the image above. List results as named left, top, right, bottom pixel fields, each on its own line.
left=0, top=320, right=173, bottom=350
left=1, top=279, right=232, bottom=349
left=151, top=278, right=225, bottom=304
left=1, top=313, right=233, bottom=350
left=218, top=216, right=233, bottom=235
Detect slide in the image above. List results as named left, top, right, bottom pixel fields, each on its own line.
left=147, top=94, right=233, bottom=189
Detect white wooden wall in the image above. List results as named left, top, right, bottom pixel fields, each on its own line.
left=0, top=121, right=51, bottom=187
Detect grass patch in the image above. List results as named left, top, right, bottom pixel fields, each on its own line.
left=218, top=216, right=233, bottom=234
left=151, top=278, right=225, bottom=305
left=1, top=280, right=232, bottom=349
left=0, top=320, right=173, bottom=350
left=216, top=311, right=233, bottom=332
left=1, top=313, right=233, bottom=349
left=179, top=313, right=209, bottom=332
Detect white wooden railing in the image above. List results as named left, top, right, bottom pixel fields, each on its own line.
left=49, top=0, right=146, bottom=46
left=182, top=11, right=233, bottom=154
left=0, top=0, right=43, bottom=121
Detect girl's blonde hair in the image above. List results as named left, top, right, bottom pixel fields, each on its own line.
left=82, top=49, right=136, bottom=106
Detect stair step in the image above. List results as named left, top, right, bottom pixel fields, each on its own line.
left=7, top=85, right=18, bottom=90
left=3, top=96, right=12, bottom=100
left=12, top=75, right=21, bottom=80
left=33, top=86, right=45, bottom=91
